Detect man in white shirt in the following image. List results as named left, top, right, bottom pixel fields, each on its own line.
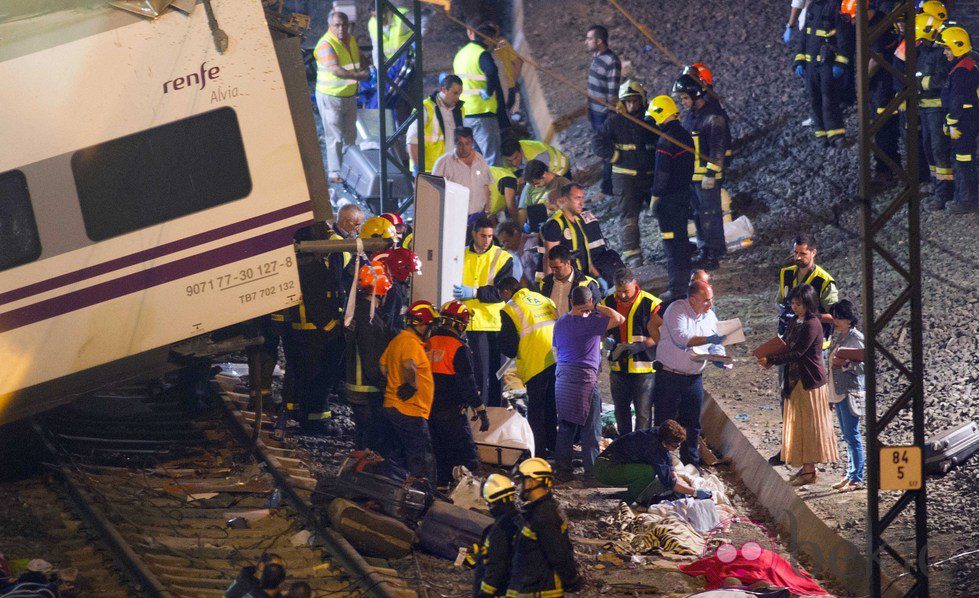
left=653, top=280, right=727, bottom=465
left=432, top=127, right=491, bottom=215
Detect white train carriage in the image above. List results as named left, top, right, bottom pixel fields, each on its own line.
left=0, top=0, right=327, bottom=424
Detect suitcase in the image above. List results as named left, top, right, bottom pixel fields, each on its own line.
left=417, top=500, right=493, bottom=560
left=339, top=144, right=412, bottom=201
left=313, top=470, right=430, bottom=523
left=925, top=420, right=979, bottom=474
left=328, top=498, right=415, bottom=559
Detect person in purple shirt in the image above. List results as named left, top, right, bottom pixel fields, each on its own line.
left=552, top=286, right=625, bottom=482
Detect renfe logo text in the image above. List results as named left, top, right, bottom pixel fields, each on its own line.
left=164, top=62, right=220, bottom=93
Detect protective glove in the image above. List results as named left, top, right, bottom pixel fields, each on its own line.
left=948, top=125, right=963, bottom=139
left=701, top=176, right=717, bottom=190
left=523, top=221, right=532, bottom=233
left=479, top=89, right=493, bottom=101
left=708, top=344, right=729, bottom=369
left=694, top=489, right=713, bottom=500
left=396, top=383, right=416, bottom=400
left=783, top=24, right=793, bottom=45
left=705, top=333, right=727, bottom=345
left=649, top=196, right=661, bottom=210
left=472, top=408, right=491, bottom=432
left=795, top=64, right=806, bottom=79
left=832, top=65, right=845, bottom=79
left=453, top=284, right=476, bottom=300
left=597, top=277, right=610, bottom=294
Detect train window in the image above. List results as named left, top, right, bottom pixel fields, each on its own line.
left=0, top=169, right=42, bottom=272
left=71, top=107, right=252, bottom=242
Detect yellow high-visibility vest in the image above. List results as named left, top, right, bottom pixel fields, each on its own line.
left=778, top=264, right=836, bottom=350
left=518, top=139, right=569, bottom=176
left=604, top=290, right=662, bottom=374
left=488, top=166, right=518, bottom=214
left=314, top=31, right=360, bottom=97
left=453, top=41, right=497, bottom=115
left=502, top=289, right=557, bottom=382
left=410, top=97, right=446, bottom=173
left=368, top=7, right=412, bottom=61
left=462, top=245, right=510, bottom=331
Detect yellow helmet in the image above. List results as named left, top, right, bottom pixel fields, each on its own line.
left=920, top=0, right=947, bottom=21
left=359, top=216, right=397, bottom=240
left=940, top=26, right=972, bottom=57
left=646, top=95, right=679, bottom=125
left=515, top=457, right=552, bottom=483
left=916, top=13, right=941, bottom=42
left=618, top=79, right=647, bottom=103
left=482, top=473, right=516, bottom=504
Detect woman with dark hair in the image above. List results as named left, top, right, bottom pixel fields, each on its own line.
left=757, top=284, right=838, bottom=486
left=828, top=300, right=865, bottom=492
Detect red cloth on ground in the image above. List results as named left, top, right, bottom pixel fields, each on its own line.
left=680, top=548, right=828, bottom=596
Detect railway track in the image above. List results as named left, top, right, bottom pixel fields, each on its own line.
left=33, top=382, right=413, bottom=597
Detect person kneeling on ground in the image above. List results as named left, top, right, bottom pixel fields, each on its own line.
left=465, top=473, right=523, bottom=597
left=593, top=419, right=713, bottom=506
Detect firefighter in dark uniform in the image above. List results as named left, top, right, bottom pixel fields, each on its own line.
left=464, top=474, right=523, bottom=597
left=940, top=26, right=979, bottom=213
left=538, top=245, right=601, bottom=317
left=646, top=95, right=695, bottom=302
left=674, top=74, right=730, bottom=271
left=538, top=183, right=613, bottom=283
left=508, top=458, right=584, bottom=597
left=427, top=300, right=491, bottom=488
left=870, top=0, right=903, bottom=181
left=592, top=80, right=656, bottom=268
left=917, top=13, right=954, bottom=210
left=793, top=0, right=848, bottom=146
left=271, top=307, right=296, bottom=441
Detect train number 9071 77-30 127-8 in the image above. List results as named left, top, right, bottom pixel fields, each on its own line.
left=185, top=258, right=294, bottom=297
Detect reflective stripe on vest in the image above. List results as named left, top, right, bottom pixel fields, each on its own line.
left=410, top=98, right=445, bottom=173
left=315, top=31, right=360, bottom=96
left=454, top=42, right=497, bottom=115
left=463, top=245, right=508, bottom=331
left=519, top=139, right=569, bottom=176
left=502, top=289, right=557, bottom=382
left=779, top=264, right=836, bottom=349
left=488, top=166, right=518, bottom=214
left=549, top=210, right=591, bottom=273
left=609, top=291, right=662, bottom=373
left=690, top=133, right=723, bottom=182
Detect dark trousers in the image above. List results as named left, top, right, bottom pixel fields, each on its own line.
left=652, top=370, right=703, bottom=465
left=654, top=192, right=693, bottom=297
left=294, top=327, right=344, bottom=424
left=612, top=172, right=650, bottom=262
left=691, top=183, right=725, bottom=255
left=609, top=371, right=654, bottom=436
left=922, top=108, right=954, bottom=205
left=383, top=407, right=437, bottom=481
left=870, top=70, right=900, bottom=171
left=590, top=111, right=614, bottom=195
left=526, top=366, right=557, bottom=456
left=348, top=392, right=396, bottom=456
left=951, top=120, right=979, bottom=207
left=276, top=327, right=302, bottom=432
left=554, top=387, right=602, bottom=477
left=428, top=408, right=480, bottom=486
left=470, top=330, right=503, bottom=407
left=806, top=61, right=844, bottom=140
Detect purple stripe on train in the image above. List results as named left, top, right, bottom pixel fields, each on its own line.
left=0, top=201, right=312, bottom=307
left=0, top=225, right=299, bottom=334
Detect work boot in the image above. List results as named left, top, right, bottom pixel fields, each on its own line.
left=947, top=202, right=979, bottom=214
left=622, top=249, right=644, bottom=268
left=923, top=197, right=946, bottom=211
left=691, top=250, right=720, bottom=271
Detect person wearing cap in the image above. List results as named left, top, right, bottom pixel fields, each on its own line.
left=427, top=301, right=490, bottom=488
left=453, top=19, right=510, bottom=165
left=593, top=419, right=713, bottom=505
left=464, top=474, right=523, bottom=597
left=508, top=458, right=584, bottom=596
left=407, top=74, right=465, bottom=175
left=940, top=26, right=979, bottom=213
left=592, top=80, right=655, bottom=268
left=379, top=300, right=439, bottom=480
left=646, top=95, right=695, bottom=302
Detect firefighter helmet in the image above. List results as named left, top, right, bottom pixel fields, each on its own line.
left=672, top=74, right=705, bottom=100
left=359, top=216, right=397, bottom=240
left=514, top=457, right=553, bottom=483
left=358, top=260, right=392, bottom=296
left=406, top=300, right=438, bottom=326
left=438, top=300, right=470, bottom=333
left=618, top=79, right=647, bottom=103
left=916, top=13, right=942, bottom=41
left=379, top=212, right=406, bottom=234
left=646, top=95, right=679, bottom=125
left=940, top=26, right=971, bottom=57
left=374, top=248, right=421, bottom=283
left=683, top=62, right=713, bottom=86
left=482, top=474, right=516, bottom=504
left=921, top=0, right=948, bottom=21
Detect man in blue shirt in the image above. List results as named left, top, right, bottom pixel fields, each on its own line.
left=593, top=420, right=712, bottom=505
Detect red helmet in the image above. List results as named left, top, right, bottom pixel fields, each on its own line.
left=406, top=300, right=438, bottom=325
left=682, top=62, right=713, bottom=86
left=374, top=248, right=422, bottom=283
left=439, top=300, right=470, bottom=331
left=380, top=212, right=407, bottom=234
left=358, top=259, right=392, bottom=296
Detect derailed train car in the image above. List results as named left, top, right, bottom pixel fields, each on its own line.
left=0, top=0, right=328, bottom=424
